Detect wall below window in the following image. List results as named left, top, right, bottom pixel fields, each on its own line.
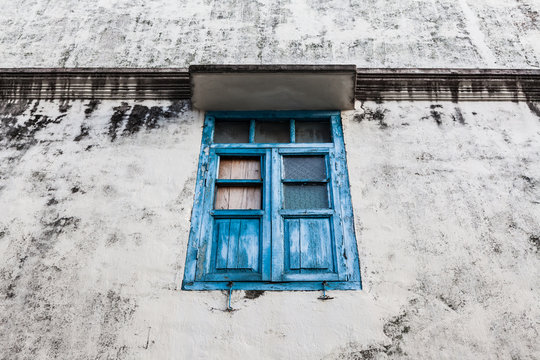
left=0, top=99, right=539, bottom=359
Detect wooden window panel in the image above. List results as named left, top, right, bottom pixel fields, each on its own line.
left=215, top=157, right=262, bottom=209
left=215, top=185, right=262, bottom=209
left=218, top=157, right=261, bottom=179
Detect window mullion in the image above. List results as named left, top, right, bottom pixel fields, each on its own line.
left=249, top=119, right=255, bottom=143
left=261, top=149, right=273, bottom=281
left=270, top=147, right=284, bottom=281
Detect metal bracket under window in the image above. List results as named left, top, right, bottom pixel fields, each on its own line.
left=318, top=281, right=334, bottom=301
left=225, top=281, right=236, bottom=312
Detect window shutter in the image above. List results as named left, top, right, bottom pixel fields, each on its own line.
left=183, top=112, right=361, bottom=291
left=197, top=148, right=271, bottom=282
left=286, top=218, right=333, bottom=270
left=215, top=218, right=260, bottom=272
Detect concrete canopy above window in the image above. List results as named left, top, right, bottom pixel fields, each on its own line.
left=190, top=65, right=356, bottom=111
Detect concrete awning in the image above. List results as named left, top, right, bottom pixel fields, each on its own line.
left=189, top=65, right=357, bottom=111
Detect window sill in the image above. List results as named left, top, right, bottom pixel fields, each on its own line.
left=182, top=281, right=362, bottom=291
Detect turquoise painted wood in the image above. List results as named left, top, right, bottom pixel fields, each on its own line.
left=184, top=115, right=214, bottom=283
left=300, top=218, right=332, bottom=270
left=203, top=148, right=269, bottom=282
left=270, top=148, right=284, bottom=281
left=183, top=280, right=362, bottom=291
left=215, top=218, right=260, bottom=271
left=261, top=149, right=273, bottom=281
left=331, top=114, right=362, bottom=283
left=285, top=218, right=333, bottom=271
left=197, top=146, right=220, bottom=281
left=236, top=220, right=258, bottom=269
left=286, top=219, right=301, bottom=269
left=182, top=111, right=362, bottom=291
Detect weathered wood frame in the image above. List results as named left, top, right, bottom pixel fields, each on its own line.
left=182, top=111, right=362, bottom=291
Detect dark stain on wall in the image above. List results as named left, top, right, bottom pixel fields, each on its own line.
left=58, top=101, right=71, bottom=113
left=452, top=107, right=465, bottom=124
left=354, top=104, right=388, bottom=129
left=33, top=217, right=81, bottom=257
left=244, top=290, right=264, bottom=299
left=84, top=100, right=101, bottom=116
left=520, top=175, right=534, bottom=186
left=438, top=294, right=465, bottom=311
left=124, top=105, right=149, bottom=134
left=123, top=103, right=179, bottom=134
left=74, top=124, right=90, bottom=141
left=381, top=312, right=410, bottom=356
left=328, top=311, right=411, bottom=359
left=0, top=100, right=32, bottom=118
left=529, top=235, right=539, bottom=253
left=527, top=102, right=540, bottom=118
left=1, top=100, right=66, bottom=150
left=109, top=102, right=131, bottom=141
left=108, top=101, right=189, bottom=140
left=429, top=104, right=443, bottom=126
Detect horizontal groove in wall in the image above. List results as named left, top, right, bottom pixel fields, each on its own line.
left=1, top=67, right=539, bottom=102
left=355, top=69, right=540, bottom=102
left=0, top=69, right=191, bottom=100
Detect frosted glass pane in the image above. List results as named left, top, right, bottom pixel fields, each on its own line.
left=283, top=184, right=328, bottom=209
left=295, top=120, right=331, bottom=143
left=254, top=121, right=290, bottom=143
left=283, top=156, right=326, bottom=180
left=214, top=121, right=250, bottom=143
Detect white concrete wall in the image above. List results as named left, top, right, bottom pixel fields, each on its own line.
left=0, top=0, right=539, bottom=68
left=0, top=99, right=539, bottom=359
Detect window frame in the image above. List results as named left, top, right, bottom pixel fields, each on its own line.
left=182, top=111, right=362, bottom=291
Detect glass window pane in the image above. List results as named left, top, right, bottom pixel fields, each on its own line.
left=254, top=121, right=290, bottom=143
left=219, top=157, right=261, bottom=179
left=295, top=120, right=332, bottom=143
left=283, top=184, right=328, bottom=209
left=214, top=121, right=250, bottom=143
left=215, top=185, right=262, bottom=209
left=283, top=156, right=326, bottom=180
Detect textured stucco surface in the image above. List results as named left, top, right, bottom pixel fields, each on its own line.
left=0, top=0, right=539, bottom=68
left=0, top=99, right=539, bottom=359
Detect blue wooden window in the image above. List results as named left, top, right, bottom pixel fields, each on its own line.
left=182, top=111, right=362, bottom=291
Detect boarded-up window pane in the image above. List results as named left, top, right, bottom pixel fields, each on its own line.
left=219, top=157, right=261, bottom=179
left=215, top=186, right=262, bottom=209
